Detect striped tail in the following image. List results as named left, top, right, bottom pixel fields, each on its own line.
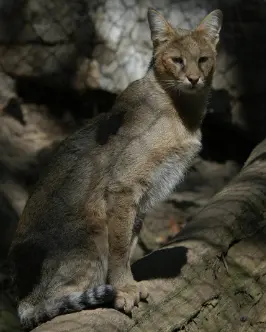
left=18, top=284, right=115, bottom=330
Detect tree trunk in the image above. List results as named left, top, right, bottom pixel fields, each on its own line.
left=31, top=138, right=266, bottom=332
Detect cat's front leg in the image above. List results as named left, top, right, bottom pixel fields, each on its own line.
left=107, top=190, right=148, bottom=313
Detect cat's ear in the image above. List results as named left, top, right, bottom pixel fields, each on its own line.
left=147, top=8, right=175, bottom=47
left=196, top=9, right=223, bottom=46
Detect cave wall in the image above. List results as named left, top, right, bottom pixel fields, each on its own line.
left=0, top=0, right=264, bottom=151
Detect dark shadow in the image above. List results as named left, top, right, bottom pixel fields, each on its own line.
left=132, top=246, right=187, bottom=281
left=3, top=97, right=25, bottom=125
left=96, top=111, right=126, bottom=145
left=0, top=0, right=27, bottom=41
left=0, top=179, right=19, bottom=259
left=201, top=89, right=256, bottom=164
left=218, top=0, right=266, bottom=142
left=167, top=198, right=201, bottom=210
left=15, top=75, right=117, bottom=122
left=9, top=241, right=47, bottom=299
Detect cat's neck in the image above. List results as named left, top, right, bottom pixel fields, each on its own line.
left=172, top=87, right=210, bottom=131
left=145, top=68, right=211, bottom=131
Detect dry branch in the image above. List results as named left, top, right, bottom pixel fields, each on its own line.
left=32, top=138, right=266, bottom=332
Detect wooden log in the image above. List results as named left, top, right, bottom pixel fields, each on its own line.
left=32, top=138, right=266, bottom=332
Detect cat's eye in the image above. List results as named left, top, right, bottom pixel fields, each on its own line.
left=172, top=57, right=184, bottom=66
left=199, top=56, right=208, bottom=64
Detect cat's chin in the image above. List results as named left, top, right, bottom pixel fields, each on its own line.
left=178, top=84, right=205, bottom=94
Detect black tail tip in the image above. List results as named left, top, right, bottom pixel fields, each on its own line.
left=104, top=284, right=116, bottom=301
left=94, top=284, right=115, bottom=303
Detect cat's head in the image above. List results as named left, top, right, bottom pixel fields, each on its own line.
left=148, top=8, right=223, bottom=94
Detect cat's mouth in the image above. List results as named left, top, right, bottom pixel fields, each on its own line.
left=175, top=77, right=205, bottom=93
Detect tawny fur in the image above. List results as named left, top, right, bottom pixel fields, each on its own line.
left=8, top=8, right=223, bottom=330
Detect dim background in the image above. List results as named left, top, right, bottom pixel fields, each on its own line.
left=0, top=0, right=265, bottom=330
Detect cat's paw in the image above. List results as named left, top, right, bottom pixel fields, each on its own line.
left=114, top=281, right=149, bottom=313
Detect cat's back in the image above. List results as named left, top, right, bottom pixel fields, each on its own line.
left=12, top=81, right=156, bottom=230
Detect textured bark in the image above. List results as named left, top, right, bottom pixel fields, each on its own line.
left=30, top=138, right=266, bottom=332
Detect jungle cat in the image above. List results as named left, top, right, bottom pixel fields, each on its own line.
left=9, top=7, right=223, bottom=330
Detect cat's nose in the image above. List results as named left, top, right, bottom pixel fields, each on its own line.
left=187, top=76, right=199, bottom=86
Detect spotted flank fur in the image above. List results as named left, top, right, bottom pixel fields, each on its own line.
left=19, top=285, right=115, bottom=330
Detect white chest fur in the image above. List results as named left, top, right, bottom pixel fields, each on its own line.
left=139, top=140, right=201, bottom=213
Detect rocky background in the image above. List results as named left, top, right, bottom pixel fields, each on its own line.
left=0, top=0, right=265, bottom=330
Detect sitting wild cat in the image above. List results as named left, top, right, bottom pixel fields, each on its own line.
left=9, top=7, right=223, bottom=330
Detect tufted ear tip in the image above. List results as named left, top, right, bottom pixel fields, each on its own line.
left=147, top=7, right=175, bottom=46
left=196, top=9, right=223, bottom=46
